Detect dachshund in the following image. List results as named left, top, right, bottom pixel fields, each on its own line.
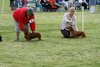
left=24, top=32, right=41, bottom=41
left=67, top=26, right=86, bottom=38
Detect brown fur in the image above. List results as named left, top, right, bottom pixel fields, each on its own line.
left=67, top=26, right=86, bottom=38
left=24, top=32, right=41, bottom=41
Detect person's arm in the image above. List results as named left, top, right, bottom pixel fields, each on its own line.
left=29, top=15, right=36, bottom=32
left=72, top=16, right=78, bottom=31
left=30, top=22, right=36, bottom=32
left=18, top=20, right=28, bottom=32
left=63, top=13, right=69, bottom=22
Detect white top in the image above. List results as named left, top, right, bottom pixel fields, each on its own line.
left=60, top=13, right=78, bottom=31
left=79, top=0, right=87, bottom=3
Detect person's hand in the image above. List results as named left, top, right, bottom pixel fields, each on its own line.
left=29, top=19, right=35, bottom=23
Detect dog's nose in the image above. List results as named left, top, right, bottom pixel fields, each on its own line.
left=66, top=22, right=69, bottom=23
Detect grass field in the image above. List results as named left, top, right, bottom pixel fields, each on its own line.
left=0, top=0, right=100, bottom=67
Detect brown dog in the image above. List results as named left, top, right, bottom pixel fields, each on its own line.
left=24, top=32, right=41, bottom=41
left=67, top=26, right=86, bottom=38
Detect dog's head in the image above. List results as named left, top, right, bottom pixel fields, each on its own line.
left=24, top=32, right=41, bottom=41
left=24, top=32, right=32, bottom=41
left=66, top=21, right=72, bottom=24
left=67, top=25, right=74, bottom=31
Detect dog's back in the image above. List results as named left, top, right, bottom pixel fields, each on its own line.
left=30, top=32, right=41, bottom=40
left=74, top=31, right=86, bottom=38
left=24, top=32, right=41, bottom=41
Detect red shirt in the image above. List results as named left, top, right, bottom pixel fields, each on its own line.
left=13, top=7, right=36, bottom=31
left=48, top=0, right=57, bottom=8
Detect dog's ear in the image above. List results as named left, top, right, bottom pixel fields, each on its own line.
left=66, top=21, right=72, bottom=25
left=66, top=21, right=69, bottom=23
left=66, top=21, right=71, bottom=24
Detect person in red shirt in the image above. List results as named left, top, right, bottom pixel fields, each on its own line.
left=13, top=7, right=36, bottom=41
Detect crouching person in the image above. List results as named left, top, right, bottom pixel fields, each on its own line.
left=60, top=7, right=78, bottom=38
left=13, top=7, right=36, bottom=41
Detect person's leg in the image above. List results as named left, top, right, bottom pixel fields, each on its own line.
left=92, top=6, right=95, bottom=13
left=23, top=24, right=29, bottom=40
left=90, top=6, right=95, bottom=13
left=37, top=2, right=43, bottom=11
left=14, top=20, right=20, bottom=41
left=10, top=0, right=15, bottom=11
left=84, top=3, right=87, bottom=9
left=90, top=5, right=92, bottom=13
left=61, top=29, right=70, bottom=38
left=16, top=32, right=20, bottom=41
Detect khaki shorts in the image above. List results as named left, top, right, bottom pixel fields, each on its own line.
left=14, top=20, right=29, bottom=32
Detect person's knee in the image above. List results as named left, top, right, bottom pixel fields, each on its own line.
left=61, top=30, right=70, bottom=38
left=15, top=27, right=20, bottom=32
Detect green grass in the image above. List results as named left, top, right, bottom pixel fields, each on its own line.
left=0, top=1, right=100, bottom=67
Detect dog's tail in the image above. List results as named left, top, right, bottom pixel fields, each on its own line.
left=82, top=32, right=86, bottom=38
left=33, top=32, right=41, bottom=40
left=38, top=33, right=41, bottom=40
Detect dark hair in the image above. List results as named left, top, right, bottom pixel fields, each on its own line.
left=26, top=8, right=33, bottom=16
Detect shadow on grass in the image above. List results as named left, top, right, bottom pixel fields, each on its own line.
left=13, top=39, right=43, bottom=43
